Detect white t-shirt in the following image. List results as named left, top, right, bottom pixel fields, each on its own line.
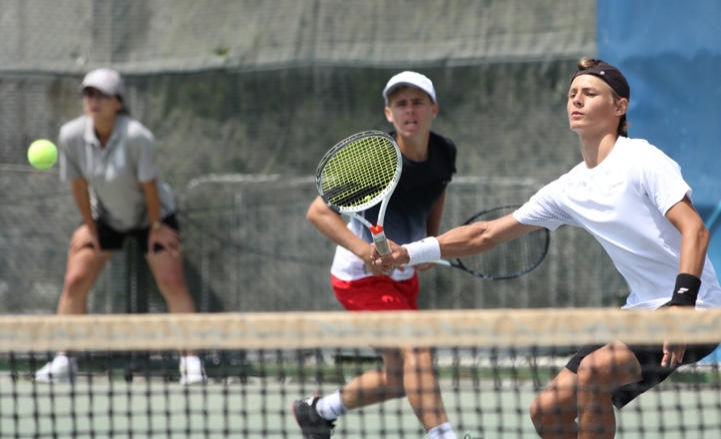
left=59, top=114, right=176, bottom=232
left=514, top=136, right=721, bottom=310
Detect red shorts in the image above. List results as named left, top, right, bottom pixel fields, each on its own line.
left=331, top=274, right=419, bottom=311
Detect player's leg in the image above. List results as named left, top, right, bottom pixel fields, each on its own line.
left=575, top=341, right=641, bottom=439
left=530, top=368, right=579, bottom=438
left=293, top=347, right=454, bottom=439
left=36, top=224, right=113, bottom=383
left=145, top=247, right=206, bottom=384
left=399, top=346, right=453, bottom=436
left=293, top=276, right=411, bottom=438
left=142, top=216, right=196, bottom=314
left=328, top=274, right=419, bottom=409
left=142, top=221, right=204, bottom=384
left=340, top=348, right=406, bottom=408
left=57, top=224, right=114, bottom=315
left=292, top=349, right=403, bottom=439
left=145, top=250, right=196, bottom=313
left=294, top=274, right=457, bottom=438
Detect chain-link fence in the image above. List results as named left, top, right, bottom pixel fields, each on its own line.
left=0, top=0, right=622, bottom=315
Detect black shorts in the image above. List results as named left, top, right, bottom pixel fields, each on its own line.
left=566, top=342, right=719, bottom=408
left=96, top=215, right=180, bottom=254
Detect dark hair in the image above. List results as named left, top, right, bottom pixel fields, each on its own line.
left=117, top=96, right=129, bottom=115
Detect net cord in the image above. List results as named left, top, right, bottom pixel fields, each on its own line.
left=2, top=308, right=721, bottom=352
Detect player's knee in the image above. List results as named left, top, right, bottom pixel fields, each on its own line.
left=154, top=271, right=189, bottom=296
left=382, top=363, right=404, bottom=389
left=576, top=357, right=611, bottom=389
left=529, top=397, right=547, bottom=430
left=402, top=347, right=433, bottom=368
left=63, top=267, right=94, bottom=293
left=156, top=276, right=186, bottom=293
left=530, top=397, right=574, bottom=437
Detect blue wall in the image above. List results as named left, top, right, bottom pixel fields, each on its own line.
left=598, top=0, right=721, bottom=359
left=598, top=0, right=721, bottom=264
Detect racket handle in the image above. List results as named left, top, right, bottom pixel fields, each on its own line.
left=370, top=225, right=391, bottom=257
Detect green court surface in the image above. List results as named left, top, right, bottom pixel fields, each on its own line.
left=3, top=373, right=720, bottom=438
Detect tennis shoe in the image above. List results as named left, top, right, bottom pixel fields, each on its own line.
left=179, top=355, right=207, bottom=385
left=292, top=396, right=335, bottom=438
left=34, top=355, right=77, bottom=384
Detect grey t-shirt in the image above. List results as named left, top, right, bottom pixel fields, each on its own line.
left=58, top=114, right=176, bottom=232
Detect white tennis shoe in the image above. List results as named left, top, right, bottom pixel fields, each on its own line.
left=34, top=355, right=77, bottom=384
left=179, top=355, right=207, bottom=385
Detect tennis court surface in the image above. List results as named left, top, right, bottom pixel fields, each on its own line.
left=2, top=309, right=721, bottom=438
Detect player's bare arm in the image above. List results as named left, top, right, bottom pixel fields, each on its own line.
left=307, top=196, right=386, bottom=275
left=666, top=196, right=710, bottom=277
left=661, top=196, right=710, bottom=367
left=69, top=177, right=100, bottom=252
left=69, top=178, right=94, bottom=231
left=374, top=213, right=539, bottom=267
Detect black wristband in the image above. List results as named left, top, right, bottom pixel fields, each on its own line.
left=667, top=273, right=701, bottom=307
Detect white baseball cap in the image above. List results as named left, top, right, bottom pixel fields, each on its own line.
left=382, top=71, right=436, bottom=104
left=81, top=68, right=125, bottom=98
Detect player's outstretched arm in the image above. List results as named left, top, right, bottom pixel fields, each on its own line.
left=374, top=213, right=538, bottom=268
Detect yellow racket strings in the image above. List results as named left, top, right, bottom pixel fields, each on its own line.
left=321, top=136, right=398, bottom=210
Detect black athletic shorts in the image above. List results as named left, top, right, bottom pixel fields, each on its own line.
left=96, top=215, right=180, bottom=254
left=566, top=342, right=719, bottom=408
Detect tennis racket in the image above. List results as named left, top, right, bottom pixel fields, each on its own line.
left=316, top=130, right=403, bottom=256
left=433, top=205, right=549, bottom=280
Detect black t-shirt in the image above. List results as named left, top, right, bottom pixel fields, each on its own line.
left=358, top=131, right=457, bottom=244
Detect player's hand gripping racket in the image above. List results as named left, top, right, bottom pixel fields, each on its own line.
left=434, top=205, right=549, bottom=280
left=316, top=131, right=402, bottom=256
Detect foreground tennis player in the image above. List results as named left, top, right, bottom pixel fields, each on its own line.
left=295, top=71, right=460, bottom=438
left=374, top=58, right=721, bottom=438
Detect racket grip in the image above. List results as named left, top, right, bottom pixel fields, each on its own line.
left=370, top=225, right=391, bottom=257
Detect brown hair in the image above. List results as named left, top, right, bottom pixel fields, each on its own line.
left=574, top=57, right=629, bottom=136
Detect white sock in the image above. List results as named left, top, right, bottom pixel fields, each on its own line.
left=53, top=354, right=70, bottom=366
left=180, top=355, right=201, bottom=366
left=428, top=422, right=457, bottom=439
left=315, top=390, right=348, bottom=420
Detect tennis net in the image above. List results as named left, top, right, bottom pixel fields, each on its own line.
left=2, top=308, right=721, bottom=438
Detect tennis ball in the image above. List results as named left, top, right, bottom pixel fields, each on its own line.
left=27, top=139, right=58, bottom=170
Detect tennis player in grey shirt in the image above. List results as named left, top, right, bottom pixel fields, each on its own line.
left=34, top=68, right=206, bottom=386
left=59, top=105, right=177, bottom=232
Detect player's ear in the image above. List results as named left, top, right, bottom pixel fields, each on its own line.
left=431, top=102, right=439, bottom=119
left=112, top=96, right=125, bottom=113
left=384, top=105, right=394, bottom=123
left=615, top=97, right=628, bottom=117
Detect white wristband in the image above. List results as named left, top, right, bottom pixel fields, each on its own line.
left=403, top=237, right=441, bottom=266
